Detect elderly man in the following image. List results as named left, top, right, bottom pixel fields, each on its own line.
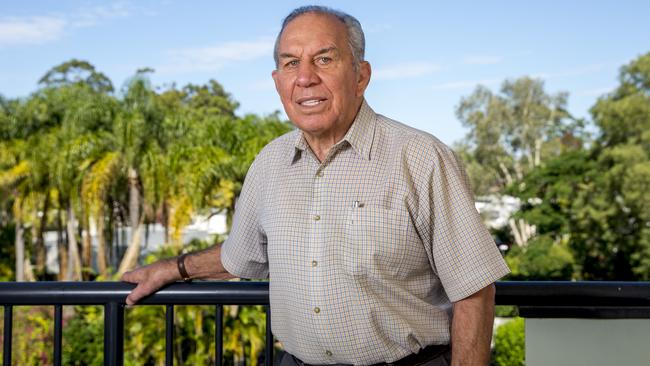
left=123, top=5, right=509, bottom=366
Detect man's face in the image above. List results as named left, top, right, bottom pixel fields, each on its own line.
left=272, top=13, right=371, bottom=138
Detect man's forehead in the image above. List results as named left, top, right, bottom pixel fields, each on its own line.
left=278, top=46, right=339, bottom=59
left=279, top=12, right=347, bottom=46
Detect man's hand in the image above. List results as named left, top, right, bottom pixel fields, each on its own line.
left=121, top=258, right=180, bottom=306
left=121, top=245, right=235, bottom=306
left=451, top=283, right=496, bottom=366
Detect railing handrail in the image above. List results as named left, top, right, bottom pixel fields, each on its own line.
left=0, top=281, right=270, bottom=305
left=495, top=281, right=650, bottom=306
left=1, top=281, right=650, bottom=307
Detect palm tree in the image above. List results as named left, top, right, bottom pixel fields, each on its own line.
left=35, top=60, right=117, bottom=280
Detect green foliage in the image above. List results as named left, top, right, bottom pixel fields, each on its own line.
left=0, top=224, right=15, bottom=280
left=0, top=59, right=291, bottom=280
left=495, top=305, right=519, bottom=317
left=456, top=77, right=580, bottom=194
left=39, top=59, right=114, bottom=94
left=8, top=306, right=54, bottom=365
left=505, top=235, right=575, bottom=280
left=63, top=306, right=104, bottom=365
left=493, top=317, right=525, bottom=366
left=501, top=52, right=650, bottom=280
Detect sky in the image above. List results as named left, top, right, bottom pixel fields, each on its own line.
left=0, top=1, right=649, bottom=146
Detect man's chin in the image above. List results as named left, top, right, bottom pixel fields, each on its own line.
left=289, top=115, right=332, bottom=133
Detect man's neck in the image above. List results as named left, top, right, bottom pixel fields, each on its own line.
left=302, top=99, right=363, bottom=162
left=303, top=133, right=343, bottom=162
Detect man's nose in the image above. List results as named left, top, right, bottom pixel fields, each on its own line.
left=296, top=62, right=320, bottom=87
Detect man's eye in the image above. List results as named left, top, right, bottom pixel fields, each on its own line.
left=316, top=57, right=332, bottom=65
left=285, top=60, right=299, bottom=68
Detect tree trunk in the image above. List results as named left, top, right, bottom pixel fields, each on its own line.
left=15, top=215, right=24, bottom=282
left=508, top=218, right=536, bottom=247
left=57, top=206, right=68, bottom=281
left=106, top=204, right=114, bottom=268
left=34, top=194, right=49, bottom=277
left=95, top=208, right=108, bottom=278
left=116, top=221, right=143, bottom=277
left=24, top=258, right=36, bottom=281
left=163, top=200, right=170, bottom=244
left=497, top=160, right=514, bottom=187
left=534, top=138, right=543, bottom=167
left=128, top=167, right=140, bottom=234
left=115, top=166, right=143, bottom=277
left=81, top=215, right=93, bottom=279
left=66, top=204, right=82, bottom=281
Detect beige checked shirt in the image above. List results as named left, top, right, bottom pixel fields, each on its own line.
left=221, top=100, right=510, bottom=365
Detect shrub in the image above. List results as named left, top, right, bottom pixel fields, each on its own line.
left=505, top=235, right=574, bottom=280
left=493, top=317, right=525, bottom=366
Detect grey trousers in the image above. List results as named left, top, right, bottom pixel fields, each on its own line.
left=277, top=350, right=452, bottom=366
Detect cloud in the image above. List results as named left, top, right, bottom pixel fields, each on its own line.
left=0, top=1, right=136, bottom=47
left=462, top=55, right=503, bottom=65
left=158, top=38, right=274, bottom=74
left=431, top=78, right=501, bottom=91
left=0, top=16, right=67, bottom=46
left=373, top=62, right=440, bottom=81
left=70, top=2, right=134, bottom=27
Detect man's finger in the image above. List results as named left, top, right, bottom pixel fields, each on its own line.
left=121, top=267, right=148, bottom=283
left=125, top=282, right=151, bottom=306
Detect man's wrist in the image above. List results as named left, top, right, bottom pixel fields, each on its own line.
left=177, top=253, right=192, bottom=282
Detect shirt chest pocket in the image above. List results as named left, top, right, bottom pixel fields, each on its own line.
left=342, top=205, right=416, bottom=278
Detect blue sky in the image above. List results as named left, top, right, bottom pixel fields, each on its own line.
left=1, top=1, right=648, bottom=145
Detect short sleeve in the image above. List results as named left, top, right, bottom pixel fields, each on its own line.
left=418, top=144, right=510, bottom=302
left=220, top=157, right=269, bottom=279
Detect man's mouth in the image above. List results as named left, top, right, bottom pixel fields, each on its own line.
left=297, top=97, right=327, bottom=107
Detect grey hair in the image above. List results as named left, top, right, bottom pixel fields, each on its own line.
left=273, top=5, right=365, bottom=71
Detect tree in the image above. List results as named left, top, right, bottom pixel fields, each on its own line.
left=2, top=60, right=292, bottom=282
left=456, top=77, right=577, bottom=193
left=456, top=77, right=583, bottom=248
left=583, top=52, right=650, bottom=279
left=39, top=59, right=114, bottom=94
left=509, top=52, right=650, bottom=280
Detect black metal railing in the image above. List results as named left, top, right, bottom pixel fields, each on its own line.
left=2, top=281, right=650, bottom=366
left=0, top=281, right=271, bottom=366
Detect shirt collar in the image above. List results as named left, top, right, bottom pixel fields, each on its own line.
left=291, top=99, right=376, bottom=164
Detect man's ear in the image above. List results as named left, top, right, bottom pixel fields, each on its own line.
left=272, top=69, right=280, bottom=93
left=356, top=61, right=371, bottom=97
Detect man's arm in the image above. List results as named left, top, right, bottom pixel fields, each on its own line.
left=450, top=283, right=496, bottom=366
left=121, top=245, right=236, bottom=306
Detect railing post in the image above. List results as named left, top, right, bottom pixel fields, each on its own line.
left=215, top=305, right=223, bottom=366
left=165, top=305, right=173, bottom=366
left=104, top=302, right=124, bottom=366
left=265, top=305, right=272, bottom=366
left=54, top=305, right=63, bottom=366
left=3, top=306, right=12, bottom=366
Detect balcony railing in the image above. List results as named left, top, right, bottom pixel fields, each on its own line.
left=1, top=281, right=650, bottom=366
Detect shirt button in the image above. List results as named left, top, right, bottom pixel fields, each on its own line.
left=314, top=307, right=320, bottom=314
left=311, top=260, right=318, bottom=267
left=313, top=215, right=321, bottom=221
left=316, top=171, right=324, bottom=177
left=325, top=350, right=332, bottom=357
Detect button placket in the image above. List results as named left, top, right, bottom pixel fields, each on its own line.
left=310, top=164, right=326, bottom=322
